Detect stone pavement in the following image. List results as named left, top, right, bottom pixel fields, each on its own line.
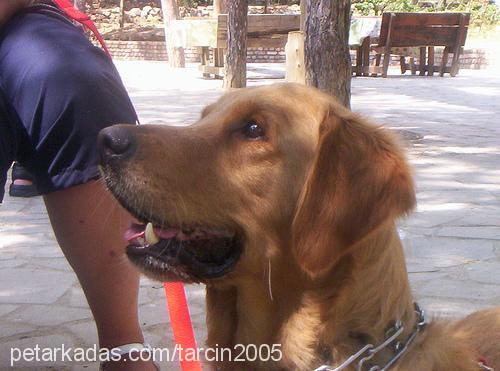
left=0, top=62, right=499, bottom=370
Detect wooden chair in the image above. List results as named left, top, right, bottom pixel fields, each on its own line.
left=372, top=12, right=470, bottom=77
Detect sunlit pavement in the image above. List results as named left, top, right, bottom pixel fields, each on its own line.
left=1, top=62, right=499, bottom=369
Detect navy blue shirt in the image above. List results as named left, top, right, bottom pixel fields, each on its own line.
left=0, top=4, right=137, bottom=201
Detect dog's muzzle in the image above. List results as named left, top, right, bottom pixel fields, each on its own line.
left=98, top=125, right=137, bottom=165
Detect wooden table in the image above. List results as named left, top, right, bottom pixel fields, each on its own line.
left=169, top=15, right=300, bottom=79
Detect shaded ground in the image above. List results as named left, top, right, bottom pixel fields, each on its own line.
left=0, top=63, right=499, bottom=369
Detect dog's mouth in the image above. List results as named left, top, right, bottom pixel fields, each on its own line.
left=124, top=222, right=242, bottom=283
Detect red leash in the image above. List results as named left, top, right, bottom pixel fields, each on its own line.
left=164, top=283, right=203, bottom=371
left=51, top=2, right=202, bottom=370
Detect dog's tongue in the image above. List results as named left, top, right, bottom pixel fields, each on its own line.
left=124, top=223, right=225, bottom=244
left=124, top=223, right=178, bottom=242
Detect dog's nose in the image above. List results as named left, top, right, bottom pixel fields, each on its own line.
left=98, top=126, right=136, bottom=164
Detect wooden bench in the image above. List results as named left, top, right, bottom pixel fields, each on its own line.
left=200, top=14, right=300, bottom=78
left=372, top=12, right=470, bottom=77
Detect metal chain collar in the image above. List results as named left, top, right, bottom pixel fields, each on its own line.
left=314, top=303, right=427, bottom=371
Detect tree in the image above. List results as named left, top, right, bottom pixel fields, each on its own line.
left=304, top=0, right=352, bottom=108
left=300, top=0, right=306, bottom=30
left=213, top=0, right=227, bottom=15
left=223, top=0, right=248, bottom=89
left=161, top=0, right=186, bottom=68
left=119, top=0, right=125, bottom=29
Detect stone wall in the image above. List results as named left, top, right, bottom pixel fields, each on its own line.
left=104, top=41, right=288, bottom=64
left=103, top=40, right=494, bottom=70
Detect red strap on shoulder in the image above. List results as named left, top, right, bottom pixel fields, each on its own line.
left=51, top=0, right=111, bottom=58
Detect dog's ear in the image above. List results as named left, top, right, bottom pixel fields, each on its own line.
left=201, top=103, right=215, bottom=118
left=292, top=108, right=415, bottom=278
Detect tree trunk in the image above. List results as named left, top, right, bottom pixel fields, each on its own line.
left=304, top=0, right=351, bottom=108
left=161, top=0, right=185, bottom=68
left=119, top=0, right=125, bottom=29
left=223, top=0, right=248, bottom=89
left=300, top=0, right=306, bottom=31
left=73, top=0, right=86, bottom=11
left=214, top=0, right=227, bottom=15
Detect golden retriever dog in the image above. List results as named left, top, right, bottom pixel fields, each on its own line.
left=98, top=83, right=500, bottom=370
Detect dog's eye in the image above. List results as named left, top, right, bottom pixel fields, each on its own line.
left=242, top=121, right=265, bottom=140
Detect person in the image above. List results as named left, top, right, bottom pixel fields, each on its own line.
left=0, top=1, right=156, bottom=370
left=9, top=162, right=40, bottom=197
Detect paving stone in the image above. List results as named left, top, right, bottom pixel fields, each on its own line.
left=0, top=268, right=75, bottom=305
left=141, top=325, right=183, bottom=371
left=140, top=276, right=164, bottom=289
left=408, top=270, right=448, bottom=283
left=139, top=302, right=171, bottom=328
left=401, top=211, right=462, bottom=228
left=185, top=286, right=207, bottom=317
left=0, top=333, right=80, bottom=369
left=436, top=226, right=500, bottom=240
left=446, top=213, right=500, bottom=228
left=29, top=258, right=73, bottom=272
left=0, top=259, right=27, bottom=269
left=139, top=286, right=206, bottom=329
left=0, top=320, right=36, bottom=338
left=464, top=261, right=500, bottom=285
left=5, top=305, right=92, bottom=327
left=66, top=321, right=98, bottom=348
left=138, top=283, right=155, bottom=306
left=66, top=286, right=92, bottom=309
left=415, top=278, right=500, bottom=302
left=407, top=255, right=477, bottom=271
left=415, top=297, right=489, bottom=318
left=73, top=364, right=97, bottom=370
left=404, top=237, right=497, bottom=261
left=0, top=304, right=18, bottom=317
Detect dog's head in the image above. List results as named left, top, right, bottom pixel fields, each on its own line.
left=98, top=84, right=415, bottom=283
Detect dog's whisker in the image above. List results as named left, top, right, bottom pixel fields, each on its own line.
left=177, top=240, right=183, bottom=258
left=268, top=259, right=274, bottom=301
left=148, top=199, right=154, bottom=225
left=158, top=237, right=172, bottom=257
left=89, top=182, right=112, bottom=218
left=100, top=199, right=118, bottom=236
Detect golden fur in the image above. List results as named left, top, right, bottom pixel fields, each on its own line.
left=105, top=84, right=500, bottom=370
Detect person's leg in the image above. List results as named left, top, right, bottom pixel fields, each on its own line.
left=43, top=180, right=156, bottom=371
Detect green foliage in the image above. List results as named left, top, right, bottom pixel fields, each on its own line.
left=352, top=0, right=420, bottom=15
left=177, top=0, right=209, bottom=7
left=351, top=0, right=499, bottom=26
left=429, top=0, right=500, bottom=26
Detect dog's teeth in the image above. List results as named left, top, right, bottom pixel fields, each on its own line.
left=145, top=222, right=160, bottom=245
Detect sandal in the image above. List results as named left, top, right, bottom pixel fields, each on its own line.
left=9, top=163, right=40, bottom=198
left=99, top=343, right=160, bottom=371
